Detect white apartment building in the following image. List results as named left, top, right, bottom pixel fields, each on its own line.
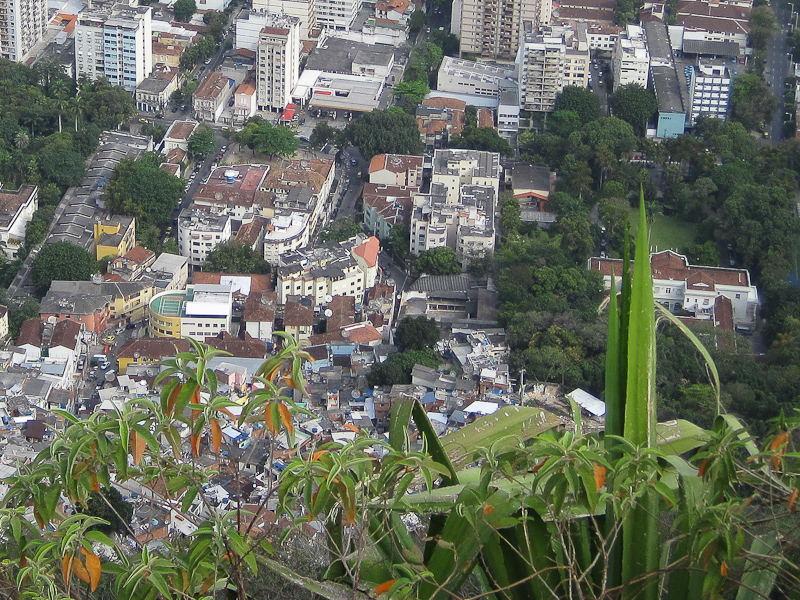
left=456, top=0, right=551, bottom=60
left=0, top=184, right=37, bottom=259
left=516, top=23, right=589, bottom=113
left=688, top=63, right=732, bottom=125
left=75, top=5, right=154, bottom=92
left=0, top=0, right=48, bottom=62
left=249, top=0, right=315, bottom=39
left=612, top=24, right=650, bottom=92
left=177, top=209, right=233, bottom=268
left=276, top=236, right=380, bottom=305
left=149, top=284, right=233, bottom=340
left=315, top=0, right=361, bottom=30
left=430, top=149, right=502, bottom=204
left=436, top=56, right=516, bottom=98
left=256, top=16, right=301, bottom=112
left=591, top=251, right=759, bottom=330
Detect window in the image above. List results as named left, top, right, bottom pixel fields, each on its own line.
left=665, top=288, right=671, bottom=294
left=703, top=299, right=709, bottom=305
left=735, top=294, right=740, bottom=299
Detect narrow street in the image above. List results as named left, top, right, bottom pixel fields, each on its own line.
left=767, top=0, right=792, bottom=141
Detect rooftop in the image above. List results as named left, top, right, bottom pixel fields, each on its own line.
left=164, top=120, right=199, bottom=142
left=306, top=37, right=394, bottom=74
left=194, top=72, right=232, bottom=100
left=0, top=185, right=36, bottom=228
left=118, top=338, right=192, bottom=359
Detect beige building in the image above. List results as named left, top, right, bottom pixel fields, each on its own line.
left=0, top=184, right=37, bottom=259
left=455, top=0, right=551, bottom=60
left=136, top=67, right=181, bottom=113
left=0, top=0, right=48, bottom=62
left=368, top=154, right=424, bottom=187
left=193, top=72, right=234, bottom=122
left=256, top=16, right=301, bottom=112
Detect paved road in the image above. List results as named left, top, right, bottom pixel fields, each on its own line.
left=767, top=2, right=792, bottom=141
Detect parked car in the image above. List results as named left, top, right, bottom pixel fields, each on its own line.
left=300, top=118, right=306, bottom=125
left=172, top=106, right=178, bottom=113
left=350, top=158, right=358, bottom=166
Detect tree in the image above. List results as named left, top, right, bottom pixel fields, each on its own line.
left=104, top=153, right=185, bottom=228
left=682, top=240, right=719, bottom=266
left=203, top=241, right=270, bottom=274
left=30, top=241, right=97, bottom=296
left=394, top=316, right=440, bottom=352
left=610, top=84, right=657, bottom=135
left=366, top=348, right=441, bottom=386
left=320, top=219, right=362, bottom=242
left=749, top=5, right=777, bottom=50
left=548, top=110, right=583, bottom=137
left=389, top=223, right=410, bottom=260
left=409, top=10, right=427, bottom=35
left=499, top=192, right=521, bottom=236
left=187, top=125, right=215, bottom=157
left=394, top=79, right=430, bottom=108
left=80, top=487, right=134, bottom=535
left=235, top=119, right=298, bottom=159
left=553, top=86, right=600, bottom=124
left=553, top=213, right=594, bottom=263
left=344, top=109, right=424, bottom=159
left=80, top=78, right=135, bottom=130
left=415, top=247, right=460, bottom=275
left=174, top=0, right=197, bottom=22
left=308, top=120, right=340, bottom=149
left=24, top=206, right=55, bottom=249
left=38, top=145, right=87, bottom=188
left=730, top=73, right=775, bottom=131
left=449, top=126, right=513, bottom=156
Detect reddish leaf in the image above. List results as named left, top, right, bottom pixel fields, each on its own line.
left=720, top=562, right=728, bottom=577
left=33, top=506, right=45, bottom=529
left=312, top=450, right=329, bottom=461
left=72, top=554, right=91, bottom=584
left=771, top=432, right=788, bottom=470
left=277, top=403, right=294, bottom=436
left=130, top=431, right=145, bottom=466
left=698, top=459, right=709, bottom=477
left=483, top=504, right=495, bottom=515
left=190, top=433, right=201, bottom=458
left=533, top=458, right=549, bottom=473
left=20, top=550, right=26, bottom=568
left=789, top=488, right=799, bottom=514
left=593, top=463, right=606, bottom=490
left=167, top=383, right=182, bottom=415
left=81, top=549, right=102, bottom=592
left=62, top=554, right=72, bottom=584
left=264, top=402, right=278, bottom=435
left=375, top=580, right=396, bottom=595
left=89, top=471, right=100, bottom=493
left=211, top=419, right=222, bottom=453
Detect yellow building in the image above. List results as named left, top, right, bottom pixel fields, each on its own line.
left=94, top=216, right=136, bottom=261
left=48, top=280, right=154, bottom=325
left=149, top=284, right=233, bottom=340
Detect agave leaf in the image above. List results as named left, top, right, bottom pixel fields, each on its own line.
left=734, top=536, right=781, bottom=600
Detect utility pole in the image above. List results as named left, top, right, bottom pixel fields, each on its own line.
left=518, top=368, right=526, bottom=404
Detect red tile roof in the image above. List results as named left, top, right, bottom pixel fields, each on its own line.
left=341, top=322, right=383, bottom=344
left=17, top=318, right=43, bottom=347
left=50, top=319, right=82, bottom=350
left=353, top=236, right=380, bottom=268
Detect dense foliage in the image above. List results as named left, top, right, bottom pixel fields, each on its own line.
left=30, top=241, right=97, bottom=296
left=104, top=152, right=185, bottom=229
left=344, top=109, right=424, bottom=159
left=235, top=118, right=299, bottom=159
left=319, top=219, right=362, bottom=242
left=394, top=316, right=440, bottom=352
left=609, top=83, right=658, bottom=135
left=203, top=241, right=270, bottom=275
left=414, top=247, right=461, bottom=275
left=366, top=348, right=441, bottom=386
left=187, top=125, right=215, bottom=157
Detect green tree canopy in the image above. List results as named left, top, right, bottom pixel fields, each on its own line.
left=308, top=120, right=341, bottom=149
left=104, top=153, right=185, bottom=228
left=449, top=126, right=513, bottom=156
left=394, top=79, right=430, bottom=109
left=730, top=73, right=775, bottom=132
left=609, top=84, right=657, bottom=135
left=173, top=0, right=197, bottom=22
left=203, top=241, right=270, bottom=274
left=749, top=5, right=777, bottom=50
left=553, top=86, right=601, bottom=124
left=366, top=348, right=441, bottom=386
left=38, top=144, right=87, bottom=188
left=409, top=10, right=427, bottom=34
left=320, top=219, right=362, bottom=242
left=395, top=316, right=440, bottom=352
left=187, top=125, right=215, bottom=157
left=235, top=119, right=298, bottom=159
left=30, top=241, right=97, bottom=296
left=80, top=487, right=134, bottom=535
left=344, top=110, right=424, bottom=159
left=415, top=247, right=460, bottom=275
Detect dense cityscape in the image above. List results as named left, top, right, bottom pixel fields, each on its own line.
left=0, top=0, right=797, bottom=595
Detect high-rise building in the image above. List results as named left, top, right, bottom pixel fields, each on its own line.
left=75, top=4, right=153, bottom=92
left=516, top=22, right=589, bottom=113
left=256, top=15, right=301, bottom=112
left=612, top=24, right=650, bottom=91
left=688, top=63, right=732, bottom=125
left=455, top=0, right=551, bottom=60
left=0, top=0, right=48, bottom=62
left=315, top=0, right=360, bottom=30
left=249, top=0, right=315, bottom=39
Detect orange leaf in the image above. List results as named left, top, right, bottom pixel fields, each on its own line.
left=199, top=573, right=216, bottom=594
left=312, top=450, right=329, bottom=461
left=62, top=554, right=72, bottom=584
left=211, top=419, right=222, bottom=453
left=533, top=458, right=549, bottom=473
left=130, top=431, right=145, bottom=466
left=789, top=488, right=799, bottom=514
left=91, top=443, right=96, bottom=460
left=72, top=554, right=91, bottom=584
left=770, top=432, right=788, bottom=450
left=720, top=562, right=728, bottom=577
left=167, top=383, right=182, bottom=416
left=81, top=549, right=102, bottom=592
left=593, top=463, right=606, bottom=490
left=20, top=550, right=26, bottom=568
left=278, top=403, right=294, bottom=436
left=89, top=470, right=100, bottom=493
left=218, top=407, right=237, bottom=420
left=771, top=432, right=788, bottom=470
left=698, top=459, right=709, bottom=477
left=483, top=504, right=495, bottom=515
left=375, top=580, right=396, bottom=595
left=264, top=402, right=278, bottom=435
left=191, top=433, right=201, bottom=458
left=266, top=365, right=281, bottom=383
left=33, top=506, right=45, bottom=529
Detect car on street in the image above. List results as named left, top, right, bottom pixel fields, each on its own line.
left=350, top=158, right=358, bottom=166
left=172, top=107, right=178, bottom=113
left=300, top=118, right=305, bottom=125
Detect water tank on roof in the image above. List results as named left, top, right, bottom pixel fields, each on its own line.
left=324, top=309, right=333, bottom=317
left=324, top=294, right=333, bottom=303
left=224, top=170, right=237, bottom=183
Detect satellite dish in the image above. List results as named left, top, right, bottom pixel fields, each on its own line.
left=47, top=316, right=57, bottom=324
left=438, top=405, right=447, bottom=413
left=324, top=309, right=333, bottom=317
left=324, top=295, right=333, bottom=303
left=133, top=352, right=140, bottom=359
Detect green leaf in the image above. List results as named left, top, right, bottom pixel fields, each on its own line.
left=388, top=395, right=415, bottom=453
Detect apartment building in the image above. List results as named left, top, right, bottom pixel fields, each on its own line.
left=0, top=0, right=48, bottom=62
left=148, top=284, right=233, bottom=340
left=256, top=16, right=301, bottom=112
left=677, top=1, right=750, bottom=47
left=590, top=250, right=759, bottom=330
left=368, top=154, right=424, bottom=187
left=0, top=184, right=37, bottom=259
left=688, top=63, right=732, bottom=125
left=430, top=148, right=502, bottom=204
left=135, top=67, right=181, bottom=113
left=516, top=23, right=589, bottom=113
left=363, top=183, right=416, bottom=239
left=93, top=215, right=136, bottom=261
left=436, top=56, right=517, bottom=98
left=456, top=0, right=551, bottom=60
left=276, top=236, right=380, bottom=305
left=75, top=5, right=154, bottom=92
left=193, top=72, right=235, bottom=122
left=249, top=0, right=315, bottom=40
left=315, top=0, right=361, bottom=30
left=612, top=24, right=650, bottom=91
left=177, top=209, right=232, bottom=267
